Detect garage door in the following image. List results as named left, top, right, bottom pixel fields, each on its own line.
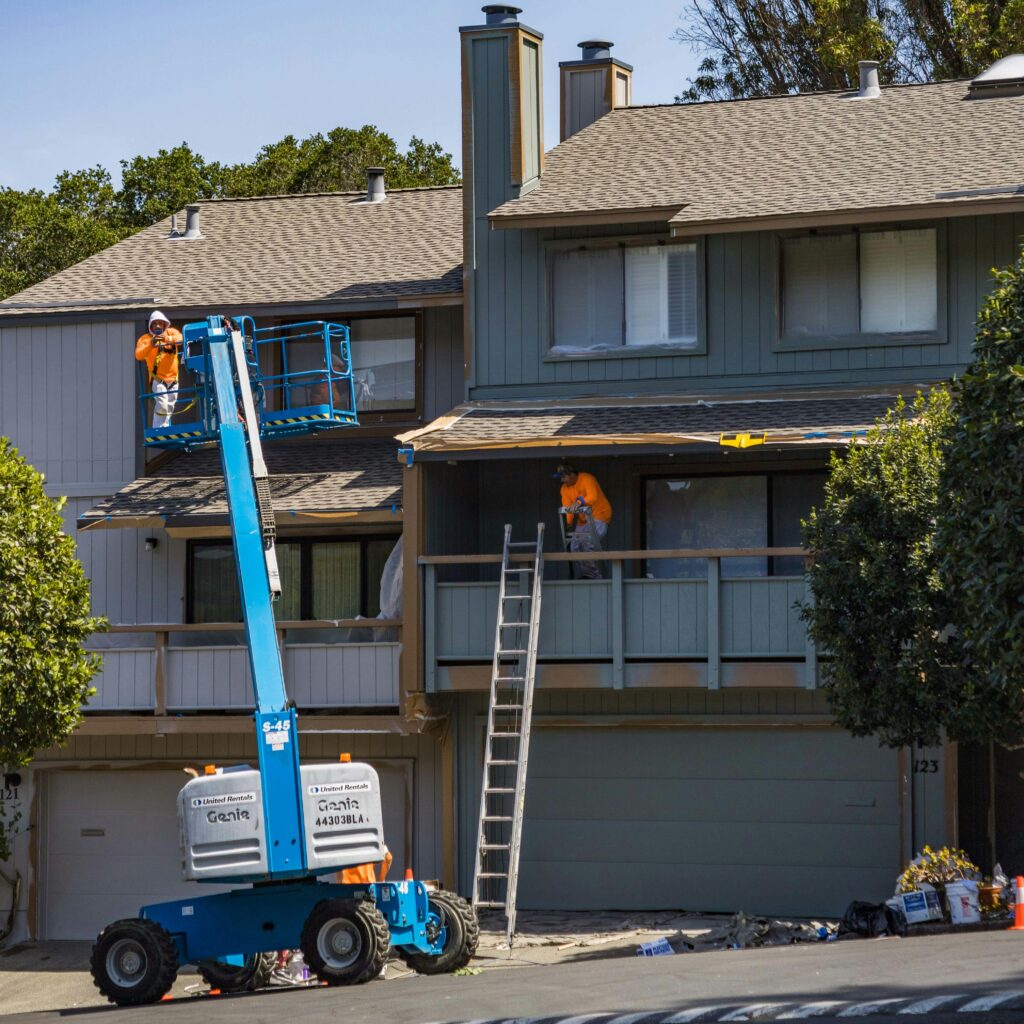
left=515, top=729, right=899, bottom=918
left=42, top=767, right=409, bottom=940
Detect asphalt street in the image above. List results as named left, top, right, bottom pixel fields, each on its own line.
left=4, top=931, right=1024, bottom=1024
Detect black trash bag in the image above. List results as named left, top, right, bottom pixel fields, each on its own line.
left=838, top=901, right=908, bottom=938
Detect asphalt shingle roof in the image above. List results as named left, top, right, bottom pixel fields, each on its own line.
left=490, top=80, right=1024, bottom=227
left=79, top=438, right=403, bottom=526
left=1, top=187, right=462, bottom=317
left=398, top=391, right=908, bottom=455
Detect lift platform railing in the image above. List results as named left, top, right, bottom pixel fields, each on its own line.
left=140, top=318, right=359, bottom=449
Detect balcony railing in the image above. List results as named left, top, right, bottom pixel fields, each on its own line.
left=420, top=548, right=816, bottom=691
left=85, top=620, right=402, bottom=713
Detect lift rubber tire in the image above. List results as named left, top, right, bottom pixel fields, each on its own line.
left=197, top=951, right=276, bottom=992
left=399, top=890, right=480, bottom=975
left=90, top=918, right=179, bottom=1006
left=300, top=899, right=389, bottom=985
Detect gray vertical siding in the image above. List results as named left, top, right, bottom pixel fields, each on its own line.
left=63, top=498, right=186, bottom=625
left=565, top=69, right=608, bottom=140
left=422, top=306, right=464, bottom=420
left=0, top=320, right=137, bottom=488
left=468, top=213, right=1024, bottom=399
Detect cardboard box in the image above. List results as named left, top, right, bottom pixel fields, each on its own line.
left=892, top=889, right=943, bottom=924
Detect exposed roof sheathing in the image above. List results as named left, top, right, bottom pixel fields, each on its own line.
left=79, top=439, right=403, bottom=529
left=398, top=390, right=913, bottom=456
left=0, top=187, right=462, bottom=318
left=489, top=81, right=1024, bottom=228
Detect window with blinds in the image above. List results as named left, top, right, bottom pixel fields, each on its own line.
left=550, top=242, right=700, bottom=352
left=781, top=227, right=938, bottom=340
left=188, top=536, right=399, bottom=623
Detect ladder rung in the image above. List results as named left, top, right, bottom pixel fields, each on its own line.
left=477, top=873, right=509, bottom=879
left=488, top=759, right=517, bottom=766
left=504, top=568, right=531, bottom=573
left=481, top=843, right=511, bottom=850
left=493, top=704, right=523, bottom=711
left=491, top=731, right=521, bottom=738
left=483, top=815, right=514, bottom=821
left=498, top=648, right=527, bottom=655
left=474, top=901, right=505, bottom=908
left=500, top=622, right=530, bottom=628
left=484, top=787, right=516, bottom=794
left=501, top=594, right=530, bottom=600
left=495, top=675, right=525, bottom=682
left=507, top=541, right=537, bottom=547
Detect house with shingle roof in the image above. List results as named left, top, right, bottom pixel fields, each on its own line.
left=3, top=3, right=1024, bottom=943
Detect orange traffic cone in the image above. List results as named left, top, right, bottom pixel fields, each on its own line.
left=160, top=993, right=174, bottom=1002
left=1010, top=876, right=1024, bottom=931
left=405, top=868, right=414, bottom=881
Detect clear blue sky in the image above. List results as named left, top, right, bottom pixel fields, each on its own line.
left=0, top=0, right=698, bottom=191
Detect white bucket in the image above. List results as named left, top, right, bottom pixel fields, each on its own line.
left=946, top=881, right=981, bottom=925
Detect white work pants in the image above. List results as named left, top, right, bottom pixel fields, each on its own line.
left=151, top=378, right=177, bottom=428
left=570, top=517, right=608, bottom=580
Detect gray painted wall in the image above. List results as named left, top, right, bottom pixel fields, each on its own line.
left=468, top=213, right=1024, bottom=399
left=0, top=320, right=138, bottom=490
left=422, top=305, right=465, bottom=420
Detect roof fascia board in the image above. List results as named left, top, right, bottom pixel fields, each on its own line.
left=0, top=291, right=463, bottom=325
left=78, top=508, right=402, bottom=532
left=490, top=205, right=686, bottom=229
left=671, top=196, right=1024, bottom=236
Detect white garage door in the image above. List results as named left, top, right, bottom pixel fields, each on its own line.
left=42, top=767, right=409, bottom=940
left=515, top=728, right=899, bottom=918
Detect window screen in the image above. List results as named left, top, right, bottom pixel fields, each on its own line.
left=191, top=544, right=243, bottom=623
left=645, top=476, right=768, bottom=579
left=550, top=248, right=624, bottom=349
left=860, top=229, right=937, bottom=333
left=782, top=234, right=859, bottom=337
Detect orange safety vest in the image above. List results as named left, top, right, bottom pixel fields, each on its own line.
left=135, top=327, right=183, bottom=383
left=561, top=471, right=612, bottom=525
left=338, top=847, right=393, bottom=885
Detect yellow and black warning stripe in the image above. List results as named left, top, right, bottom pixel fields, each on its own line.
left=147, top=429, right=205, bottom=443
left=265, top=413, right=334, bottom=425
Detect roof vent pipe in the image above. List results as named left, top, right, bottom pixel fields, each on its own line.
left=579, top=39, right=613, bottom=60
left=366, top=167, right=386, bottom=203
left=169, top=213, right=179, bottom=238
left=182, top=204, right=203, bottom=239
left=858, top=61, right=881, bottom=98
left=481, top=4, right=521, bottom=25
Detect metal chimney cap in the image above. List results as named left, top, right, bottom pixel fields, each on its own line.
left=579, top=39, right=613, bottom=60
left=482, top=4, right=521, bottom=25
left=857, top=60, right=881, bottom=98
left=366, top=167, right=386, bottom=203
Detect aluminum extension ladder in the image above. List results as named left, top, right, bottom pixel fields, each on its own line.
left=471, top=523, right=544, bottom=946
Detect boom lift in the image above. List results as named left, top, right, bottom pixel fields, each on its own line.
left=90, top=317, right=477, bottom=1005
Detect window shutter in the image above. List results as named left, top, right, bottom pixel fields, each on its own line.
left=551, top=248, right=623, bottom=348
left=860, top=228, right=937, bottom=333
left=782, top=234, right=859, bottom=336
left=625, top=246, right=664, bottom=345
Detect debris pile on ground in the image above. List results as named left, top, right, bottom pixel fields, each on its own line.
left=679, top=911, right=834, bottom=951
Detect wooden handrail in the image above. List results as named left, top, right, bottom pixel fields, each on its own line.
left=106, top=619, right=402, bottom=634
left=418, top=547, right=808, bottom=565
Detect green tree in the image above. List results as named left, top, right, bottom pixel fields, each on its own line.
left=800, top=389, right=967, bottom=748
left=117, top=142, right=226, bottom=229
left=937, top=247, right=1024, bottom=746
left=0, top=168, right=129, bottom=299
left=0, top=439, right=105, bottom=880
left=675, top=0, right=1024, bottom=100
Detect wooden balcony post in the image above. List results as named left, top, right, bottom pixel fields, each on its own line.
left=611, top=559, right=624, bottom=689
left=400, top=462, right=424, bottom=705
left=153, top=630, right=167, bottom=715
left=424, top=562, right=437, bottom=694
left=707, top=557, right=720, bottom=689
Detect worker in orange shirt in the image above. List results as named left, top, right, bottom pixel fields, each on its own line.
left=557, top=461, right=612, bottom=580
left=338, top=844, right=392, bottom=886
left=135, top=311, right=183, bottom=428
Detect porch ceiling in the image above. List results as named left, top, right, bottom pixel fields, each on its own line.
left=78, top=438, right=403, bottom=530
left=396, top=386, right=920, bottom=458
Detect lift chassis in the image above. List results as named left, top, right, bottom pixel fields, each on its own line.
left=90, top=317, right=477, bottom=1004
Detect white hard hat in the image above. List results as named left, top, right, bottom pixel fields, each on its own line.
left=149, top=310, right=169, bottom=328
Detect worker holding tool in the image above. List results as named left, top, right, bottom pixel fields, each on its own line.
left=557, top=461, right=612, bottom=580
left=135, top=310, right=183, bottom=428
